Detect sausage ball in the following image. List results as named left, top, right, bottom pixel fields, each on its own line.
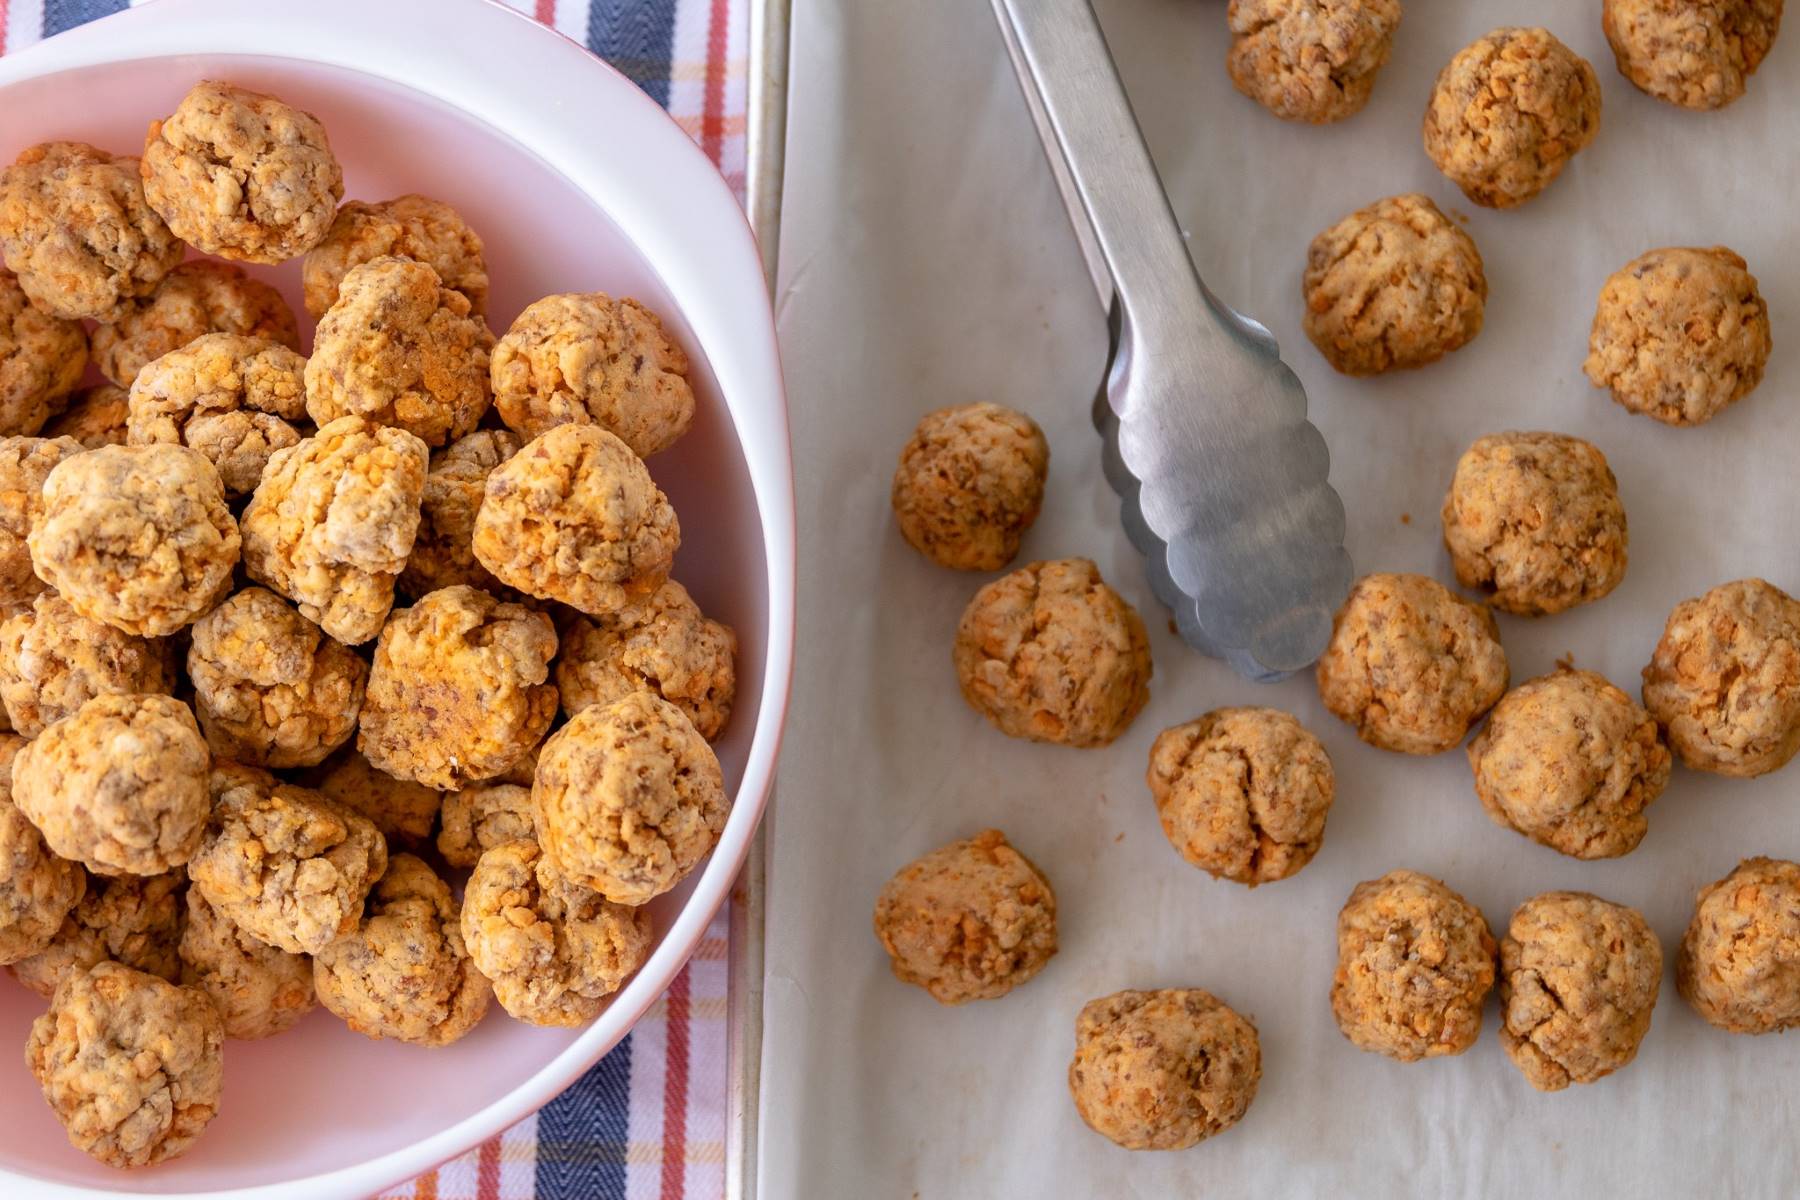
left=44, top=384, right=130, bottom=449
left=472, top=423, right=680, bottom=616
left=93, top=259, right=299, bottom=389
left=534, top=691, right=727, bottom=906
left=313, top=853, right=491, bottom=1046
left=1148, top=707, right=1335, bottom=886
left=301, top=193, right=488, bottom=317
left=873, top=829, right=1057, bottom=1004
left=28, top=443, right=240, bottom=637
left=1423, top=28, right=1602, bottom=208
left=0, top=142, right=182, bottom=322
left=239, top=415, right=429, bottom=645
left=1069, top=988, right=1261, bottom=1150
left=187, top=586, right=367, bottom=769
left=26, top=962, right=224, bottom=1168
left=1678, top=856, right=1800, bottom=1034
left=141, top=80, right=343, bottom=263
left=1441, top=431, right=1628, bottom=616
left=0, top=591, right=177, bottom=738
left=11, top=694, right=209, bottom=877
left=461, top=838, right=655, bottom=1026
left=1642, top=578, right=1800, bottom=777
left=10, top=868, right=186, bottom=998
left=0, top=269, right=86, bottom=436
left=177, top=886, right=314, bottom=1040
left=1225, top=0, right=1402, bottom=123
left=554, top=579, right=737, bottom=741
left=1302, top=193, right=1486, bottom=376
left=1316, top=573, right=1508, bottom=755
left=1469, top=670, right=1671, bottom=859
left=1603, top=0, right=1783, bottom=110
left=1584, top=246, right=1770, bottom=428
left=891, top=402, right=1050, bottom=571
left=400, top=429, right=520, bottom=597
left=128, top=332, right=310, bottom=497
left=1332, top=868, right=1496, bottom=1060
left=1500, top=891, right=1662, bottom=1091
left=0, top=734, right=84, bottom=965
left=304, top=255, right=494, bottom=447
left=358, top=585, right=558, bottom=790
left=953, top=557, right=1152, bottom=748
left=0, top=434, right=84, bottom=607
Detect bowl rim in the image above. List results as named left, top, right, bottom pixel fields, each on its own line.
left=0, top=1, right=796, bottom=1196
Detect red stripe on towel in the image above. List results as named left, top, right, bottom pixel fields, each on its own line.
left=475, top=1134, right=502, bottom=1200
left=700, top=0, right=728, bottom=167
left=658, top=967, right=692, bottom=1199
left=534, top=0, right=555, bottom=25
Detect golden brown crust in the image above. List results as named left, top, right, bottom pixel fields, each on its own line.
left=472, top=423, right=680, bottom=616
left=1226, top=0, right=1402, bottom=123
left=0, top=734, right=84, bottom=965
left=437, top=781, right=534, bottom=868
left=872, top=829, right=1057, bottom=1004
left=178, top=885, right=313, bottom=1039
left=313, top=853, right=491, bottom=1046
left=0, top=590, right=176, bottom=737
left=358, top=585, right=558, bottom=789
left=891, top=403, right=1050, bottom=571
left=187, top=586, right=366, bottom=768
left=461, top=838, right=653, bottom=1026
left=1441, top=431, right=1627, bottom=615
left=0, top=142, right=182, bottom=322
left=1423, top=27, right=1601, bottom=208
left=1642, top=578, right=1800, bottom=777
left=1603, top=0, right=1782, bottom=110
left=301, top=194, right=488, bottom=317
left=1468, top=670, right=1670, bottom=859
left=953, top=557, right=1152, bottom=748
left=304, top=256, right=494, bottom=447
left=0, top=269, right=86, bottom=436
left=127, top=331, right=309, bottom=497
left=93, top=260, right=299, bottom=390
left=1068, top=988, right=1261, bottom=1150
left=187, top=764, right=386, bottom=955
left=11, top=868, right=185, bottom=998
left=492, top=293, right=693, bottom=457
left=1303, top=193, right=1485, bottom=376
left=0, top=434, right=84, bottom=606
left=1500, top=891, right=1661, bottom=1090
left=1331, top=868, right=1496, bottom=1060
left=1678, top=857, right=1800, bottom=1033
left=26, top=962, right=224, bottom=1168
left=239, top=414, right=429, bottom=645
left=400, top=429, right=520, bottom=597
left=28, top=444, right=240, bottom=636
left=141, top=80, right=342, bottom=263
left=1316, top=572, right=1508, bottom=755
left=555, top=580, right=737, bottom=741
left=44, top=384, right=129, bottom=449
left=1148, top=707, right=1334, bottom=886
left=534, top=691, right=727, bottom=905
left=12, top=695, right=209, bottom=876
left=1584, top=246, right=1770, bottom=427
left=308, top=748, right=443, bottom=844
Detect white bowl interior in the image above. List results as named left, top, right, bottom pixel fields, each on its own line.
left=0, top=54, right=768, bottom=1193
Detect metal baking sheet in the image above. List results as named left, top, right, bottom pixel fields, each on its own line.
left=759, top=0, right=1800, bottom=1195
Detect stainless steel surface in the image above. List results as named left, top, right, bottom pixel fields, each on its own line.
left=990, top=0, right=1351, bottom=681
left=726, top=0, right=788, bottom=1195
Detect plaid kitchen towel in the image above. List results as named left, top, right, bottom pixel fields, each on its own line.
left=2, top=2, right=750, bottom=1198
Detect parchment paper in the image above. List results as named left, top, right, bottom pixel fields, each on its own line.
left=761, top=1, right=1800, bottom=1195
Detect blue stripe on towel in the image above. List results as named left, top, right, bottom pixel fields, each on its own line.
left=587, top=0, right=680, bottom=108
left=534, top=1035, right=633, bottom=1200
left=42, top=0, right=129, bottom=37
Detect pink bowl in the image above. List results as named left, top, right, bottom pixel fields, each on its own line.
left=0, top=1, right=793, bottom=1195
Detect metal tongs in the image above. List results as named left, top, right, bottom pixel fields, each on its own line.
left=990, top=0, right=1351, bottom=681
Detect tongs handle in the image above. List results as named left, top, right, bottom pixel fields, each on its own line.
left=989, top=0, right=1198, bottom=337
